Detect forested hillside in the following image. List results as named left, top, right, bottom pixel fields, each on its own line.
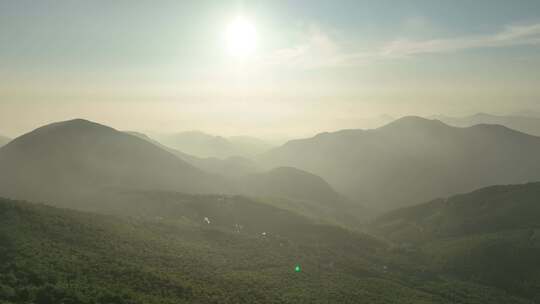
left=0, top=197, right=536, bottom=304
left=370, top=183, right=540, bottom=301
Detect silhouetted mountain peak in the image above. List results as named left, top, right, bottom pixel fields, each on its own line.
left=0, top=119, right=233, bottom=203
left=3, top=119, right=126, bottom=154
left=379, top=116, right=448, bottom=131
left=39, top=118, right=112, bottom=133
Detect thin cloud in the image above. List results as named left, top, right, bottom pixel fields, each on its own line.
left=382, top=23, right=540, bottom=57
left=261, top=22, right=540, bottom=69
left=259, top=26, right=349, bottom=69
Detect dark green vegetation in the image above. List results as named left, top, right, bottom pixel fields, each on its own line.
left=260, top=116, right=540, bottom=211
left=370, top=183, right=540, bottom=302
left=1, top=196, right=535, bottom=304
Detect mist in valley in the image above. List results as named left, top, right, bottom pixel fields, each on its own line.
left=1, top=1, right=540, bottom=303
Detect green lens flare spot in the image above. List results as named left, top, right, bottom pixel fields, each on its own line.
left=295, top=265, right=301, bottom=272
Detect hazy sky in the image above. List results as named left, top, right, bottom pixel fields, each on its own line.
left=1, top=0, right=540, bottom=138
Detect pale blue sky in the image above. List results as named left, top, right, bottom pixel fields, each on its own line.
left=1, top=0, right=540, bottom=137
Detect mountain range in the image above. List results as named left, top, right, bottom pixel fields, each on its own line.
left=0, top=119, right=347, bottom=222
left=5, top=116, right=540, bottom=218
left=1, top=116, right=540, bottom=303
left=259, top=116, right=540, bottom=211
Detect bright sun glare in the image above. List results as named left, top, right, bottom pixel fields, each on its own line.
left=225, top=17, right=257, bottom=58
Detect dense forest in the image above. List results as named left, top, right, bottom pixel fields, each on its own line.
left=1, top=194, right=538, bottom=304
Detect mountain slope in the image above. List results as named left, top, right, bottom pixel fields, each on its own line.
left=0, top=119, right=232, bottom=206
left=239, top=167, right=346, bottom=205
left=370, top=183, right=540, bottom=301
left=434, top=113, right=540, bottom=137
left=0, top=196, right=533, bottom=304
left=236, top=167, right=364, bottom=224
left=371, top=182, right=540, bottom=242
left=259, top=116, right=540, bottom=211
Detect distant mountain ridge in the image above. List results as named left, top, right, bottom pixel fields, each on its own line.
left=126, top=131, right=261, bottom=178
left=433, top=113, right=540, bottom=137
left=260, top=116, right=540, bottom=211
left=159, top=131, right=273, bottom=158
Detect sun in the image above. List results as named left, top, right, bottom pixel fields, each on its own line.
left=225, top=17, right=257, bottom=58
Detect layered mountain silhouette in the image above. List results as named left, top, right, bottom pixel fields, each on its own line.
left=124, top=131, right=351, bottom=221
left=2, top=118, right=540, bottom=302
left=0, top=120, right=346, bottom=219
left=159, top=131, right=273, bottom=158
left=0, top=119, right=232, bottom=205
left=260, top=116, right=540, bottom=211
left=434, top=113, right=540, bottom=137
left=126, top=131, right=260, bottom=177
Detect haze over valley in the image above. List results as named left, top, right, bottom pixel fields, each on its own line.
left=2, top=1, right=540, bottom=303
